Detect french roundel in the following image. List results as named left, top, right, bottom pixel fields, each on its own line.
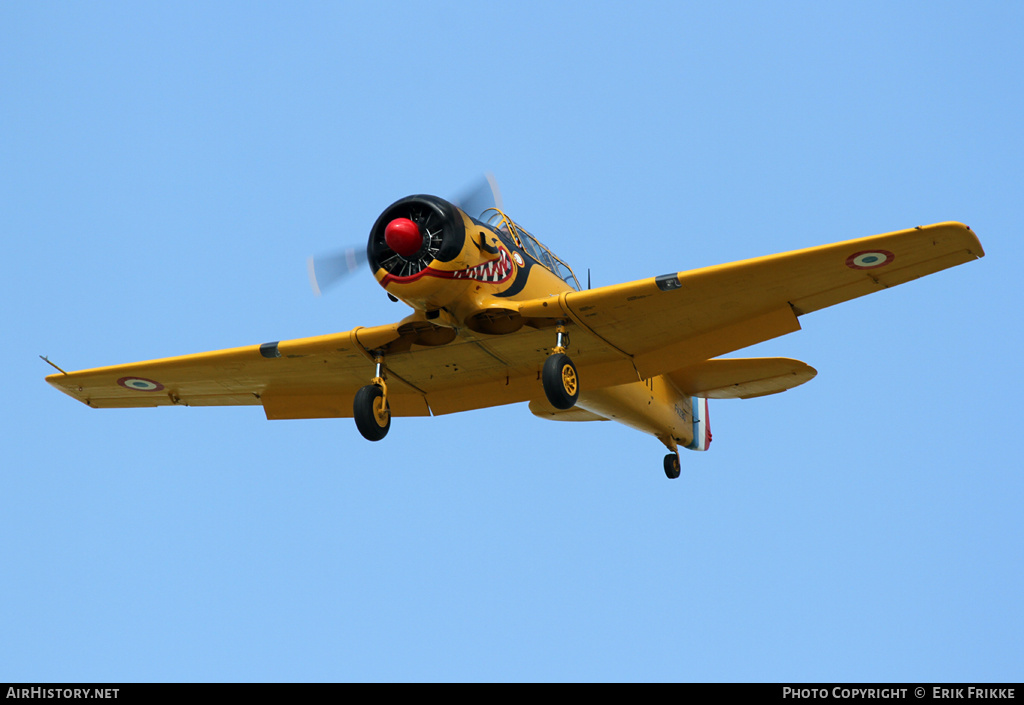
left=117, top=376, right=164, bottom=392
left=846, top=250, right=895, bottom=270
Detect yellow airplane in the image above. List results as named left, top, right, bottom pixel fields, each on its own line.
left=45, top=190, right=984, bottom=478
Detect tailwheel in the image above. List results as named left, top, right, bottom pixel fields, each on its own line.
left=542, top=352, right=579, bottom=410
left=354, top=384, right=390, bottom=441
left=663, top=452, right=681, bottom=480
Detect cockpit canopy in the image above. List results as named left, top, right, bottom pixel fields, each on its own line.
left=479, top=208, right=581, bottom=291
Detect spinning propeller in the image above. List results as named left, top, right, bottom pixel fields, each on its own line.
left=307, top=173, right=503, bottom=296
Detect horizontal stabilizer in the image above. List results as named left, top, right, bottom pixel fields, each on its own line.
left=667, top=357, right=816, bottom=399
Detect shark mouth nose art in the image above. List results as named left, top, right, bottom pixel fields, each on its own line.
left=451, top=248, right=513, bottom=283
left=380, top=247, right=515, bottom=285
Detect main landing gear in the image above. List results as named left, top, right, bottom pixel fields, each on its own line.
left=541, top=323, right=579, bottom=410
left=663, top=452, right=681, bottom=480
left=354, top=353, right=391, bottom=441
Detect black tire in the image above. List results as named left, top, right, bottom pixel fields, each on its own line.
left=542, top=353, right=579, bottom=410
left=663, top=453, right=681, bottom=480
left=354, top=384, right=390, bottom=441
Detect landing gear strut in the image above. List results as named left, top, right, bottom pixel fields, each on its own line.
left=354, top=353, right=391, bottom=441
left=542, top=323, right=579, bottom=410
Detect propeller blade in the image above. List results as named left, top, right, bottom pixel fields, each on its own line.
left=307, top=246, right=367, bottom=296
left=451, top=172, right=503, bottom=219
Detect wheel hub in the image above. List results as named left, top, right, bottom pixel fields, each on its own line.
left=373, top=396, right=390, bottom=427
left=561, top=365, right=577, bottom=395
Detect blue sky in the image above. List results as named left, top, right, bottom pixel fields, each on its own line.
left=2, top=1, right=1021, bottom=682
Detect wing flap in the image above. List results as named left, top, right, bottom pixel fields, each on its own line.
left=261, top=391, right=430, bottom=420
left=632, top=305, right=801, bottom=379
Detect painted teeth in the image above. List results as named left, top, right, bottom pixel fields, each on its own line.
left=453, top=251, right=512, bottom=282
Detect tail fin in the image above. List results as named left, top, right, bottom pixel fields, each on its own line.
left=685, top=397, right=712, bottom=451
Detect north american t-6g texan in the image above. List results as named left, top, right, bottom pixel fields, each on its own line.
left=45, top=177, right=985, bottom=478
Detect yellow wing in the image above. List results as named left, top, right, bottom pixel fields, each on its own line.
left=45, top=318, right=618, bottom=419
left=46, top=326, right=427, bottom=418
left=48, top=222, right=982, bottom=420
left=519, top=221, right=984, bottom=378
left=45, top=315, right=599, bottom=419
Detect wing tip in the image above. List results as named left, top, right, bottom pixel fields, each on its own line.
left=922, top=221, right=985, bottom=259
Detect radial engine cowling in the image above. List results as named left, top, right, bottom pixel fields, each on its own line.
left=366, top=194, right=480, bottom=311
left=368, top=195, right=465, bottom=277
